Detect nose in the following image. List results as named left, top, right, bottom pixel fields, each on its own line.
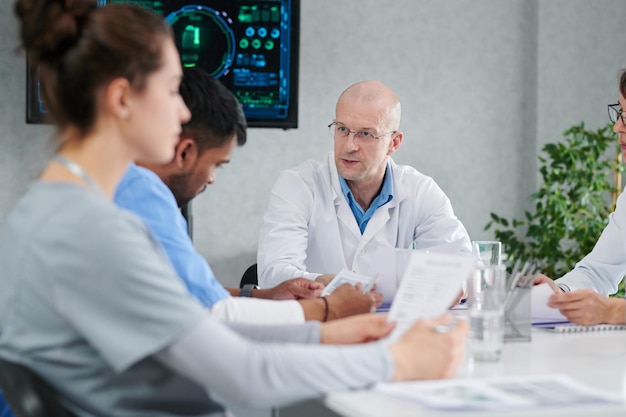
left=207, top=168, right=216, bottom=185
left=180, top=99, right=191, bottom=124
left=343, top=131, right=360, bottom=150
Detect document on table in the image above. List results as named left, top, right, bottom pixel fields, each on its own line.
left=531, top=283, right=568, bottom=324
left=376, top=375, right=622, bottom=411
left=387, top=252, right=474, bottom=336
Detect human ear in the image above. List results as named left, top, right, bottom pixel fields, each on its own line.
left=387, top=131, right=403, bottom=155
left=174, top=137, right=198, bottom=170
left=103, top=77, right=132, bottom=120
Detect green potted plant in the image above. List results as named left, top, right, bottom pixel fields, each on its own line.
left=485, top=122, right=623, bottom=283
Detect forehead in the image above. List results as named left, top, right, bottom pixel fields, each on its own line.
left=198, top=134, right=237, bottom=162
left=150, top=39, right=183, bottom=81
left=335, top=96, right=390, bottom=129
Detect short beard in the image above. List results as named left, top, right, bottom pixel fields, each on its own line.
left=166, top=171, right=193, bottom=208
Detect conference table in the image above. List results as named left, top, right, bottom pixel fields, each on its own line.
left=323, top=327, right=626, bottom=417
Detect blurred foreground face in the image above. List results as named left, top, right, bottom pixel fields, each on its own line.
left=124, top=38, right=190, bottom=164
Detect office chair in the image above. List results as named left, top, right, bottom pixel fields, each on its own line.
left=239, top=263, right=258, bottom=288
left=0, top=358, right=78, bottom=417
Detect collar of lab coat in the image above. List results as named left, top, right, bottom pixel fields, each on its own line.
left=326, top=152, right=409, bottom=241
left=326, top=152, right=407, bottom=209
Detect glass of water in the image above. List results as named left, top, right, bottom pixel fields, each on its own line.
left=472, top=241, right=502, bottom=267
left=466, top=265, right=506, bottom=362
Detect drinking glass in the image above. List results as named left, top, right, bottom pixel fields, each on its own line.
left=467, top=265, right=506, bottom=362
left=472, top=241, right=502, bottom=267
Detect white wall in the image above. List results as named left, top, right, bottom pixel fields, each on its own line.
left=1, top=0, right=625, bottom=291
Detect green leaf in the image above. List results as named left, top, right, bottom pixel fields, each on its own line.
left=484, top=122, right=623, bottom=281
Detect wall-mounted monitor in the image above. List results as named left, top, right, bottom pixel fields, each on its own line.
left=26, top=0, right=300, bottom=129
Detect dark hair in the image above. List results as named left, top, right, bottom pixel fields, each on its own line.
left=620, top=70, right=626, bottom=99
left=179, top=67, right=247, bottom=152
left=14, top=0, right=172, bottom=135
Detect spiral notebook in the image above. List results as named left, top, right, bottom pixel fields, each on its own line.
left=534, top=322, right=626, bottom=333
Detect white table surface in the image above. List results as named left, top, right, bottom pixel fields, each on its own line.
left=324, top=328, right=626, bottom=416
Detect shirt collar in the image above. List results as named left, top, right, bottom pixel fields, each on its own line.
left=338, top=162, right=394, bottom=207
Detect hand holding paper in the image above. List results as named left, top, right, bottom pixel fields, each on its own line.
left=321, top=269, right=377, bottom=297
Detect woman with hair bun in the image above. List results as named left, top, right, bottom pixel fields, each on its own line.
left=0, top=0, right=467, bottom=415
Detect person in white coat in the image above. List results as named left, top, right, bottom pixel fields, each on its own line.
left=258, top=80, right=473, bottom=289
left=535, top=69, right=626, bottom=326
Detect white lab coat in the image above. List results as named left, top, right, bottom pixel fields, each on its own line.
left=556, top=187, right=626, bottom=295
left=257, top=152, right=473, bottom=287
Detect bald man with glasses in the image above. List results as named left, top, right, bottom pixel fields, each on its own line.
left=258, top=80, right=473, bottom=292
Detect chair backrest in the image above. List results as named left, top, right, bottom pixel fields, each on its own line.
left=239, top=263, right=258, bottom=288
left=0, top=358, right=78, bottom=417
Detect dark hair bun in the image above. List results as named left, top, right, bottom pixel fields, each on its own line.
left=15, top=0, right=97, bottom=64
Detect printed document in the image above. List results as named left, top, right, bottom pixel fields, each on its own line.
left=387, top=252, right=474, bottom=336
left=376, top=375, right=622, bottom=411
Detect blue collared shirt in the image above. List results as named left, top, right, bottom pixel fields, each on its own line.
left=339, top=163, right=394, bottom=234
left=114, top=164, right=230, bottom=308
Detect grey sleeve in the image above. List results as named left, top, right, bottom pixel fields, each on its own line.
left=155, top=316, right=394, bottom=408
left=224, top=320, right=321, bottom=343
left=53, top=210, right=207, bottom=372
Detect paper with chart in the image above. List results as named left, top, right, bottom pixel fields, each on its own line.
left=387, top=252, right=474, bottom=335
left=376, top=374, right=622, bottom=411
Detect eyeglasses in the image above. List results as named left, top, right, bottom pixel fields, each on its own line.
left=328, top=122, right=396, bottom=144
left=608, top=103, right=626, bottom=124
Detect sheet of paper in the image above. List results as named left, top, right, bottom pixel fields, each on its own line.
left=376, top=374, right=622, bottom=411
left=386, top=252, right=473, bottom=335
left=367, top=241, right=471, bottom=304
left=531, top=283, right=568, bottom=324
left=366, top=246, right=410, bottom=303
left=320, top=269, right=375, bottom=297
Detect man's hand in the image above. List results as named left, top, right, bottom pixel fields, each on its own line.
left=548, top=289, right=626, bottom=326
left=390, top=315, right=468, bottom=381
left=315, top=274, right=335, bottom=286
left=259, top=278, right=324, bottom=300
left=320, top=314, right=395, bottom=344
left=325, top=283, right=383, bottom=320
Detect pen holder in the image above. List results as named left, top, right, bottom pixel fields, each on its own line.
left=504, top=287, right=531, bottom=343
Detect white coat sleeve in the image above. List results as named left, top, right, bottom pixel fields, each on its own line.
left=208, top=297, right=305, bottom=324
left=411, top=179, right=473, bottom=257
left=555, top=189, right=626, bottom=295
left=258, top=169, right=320, bottom=287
